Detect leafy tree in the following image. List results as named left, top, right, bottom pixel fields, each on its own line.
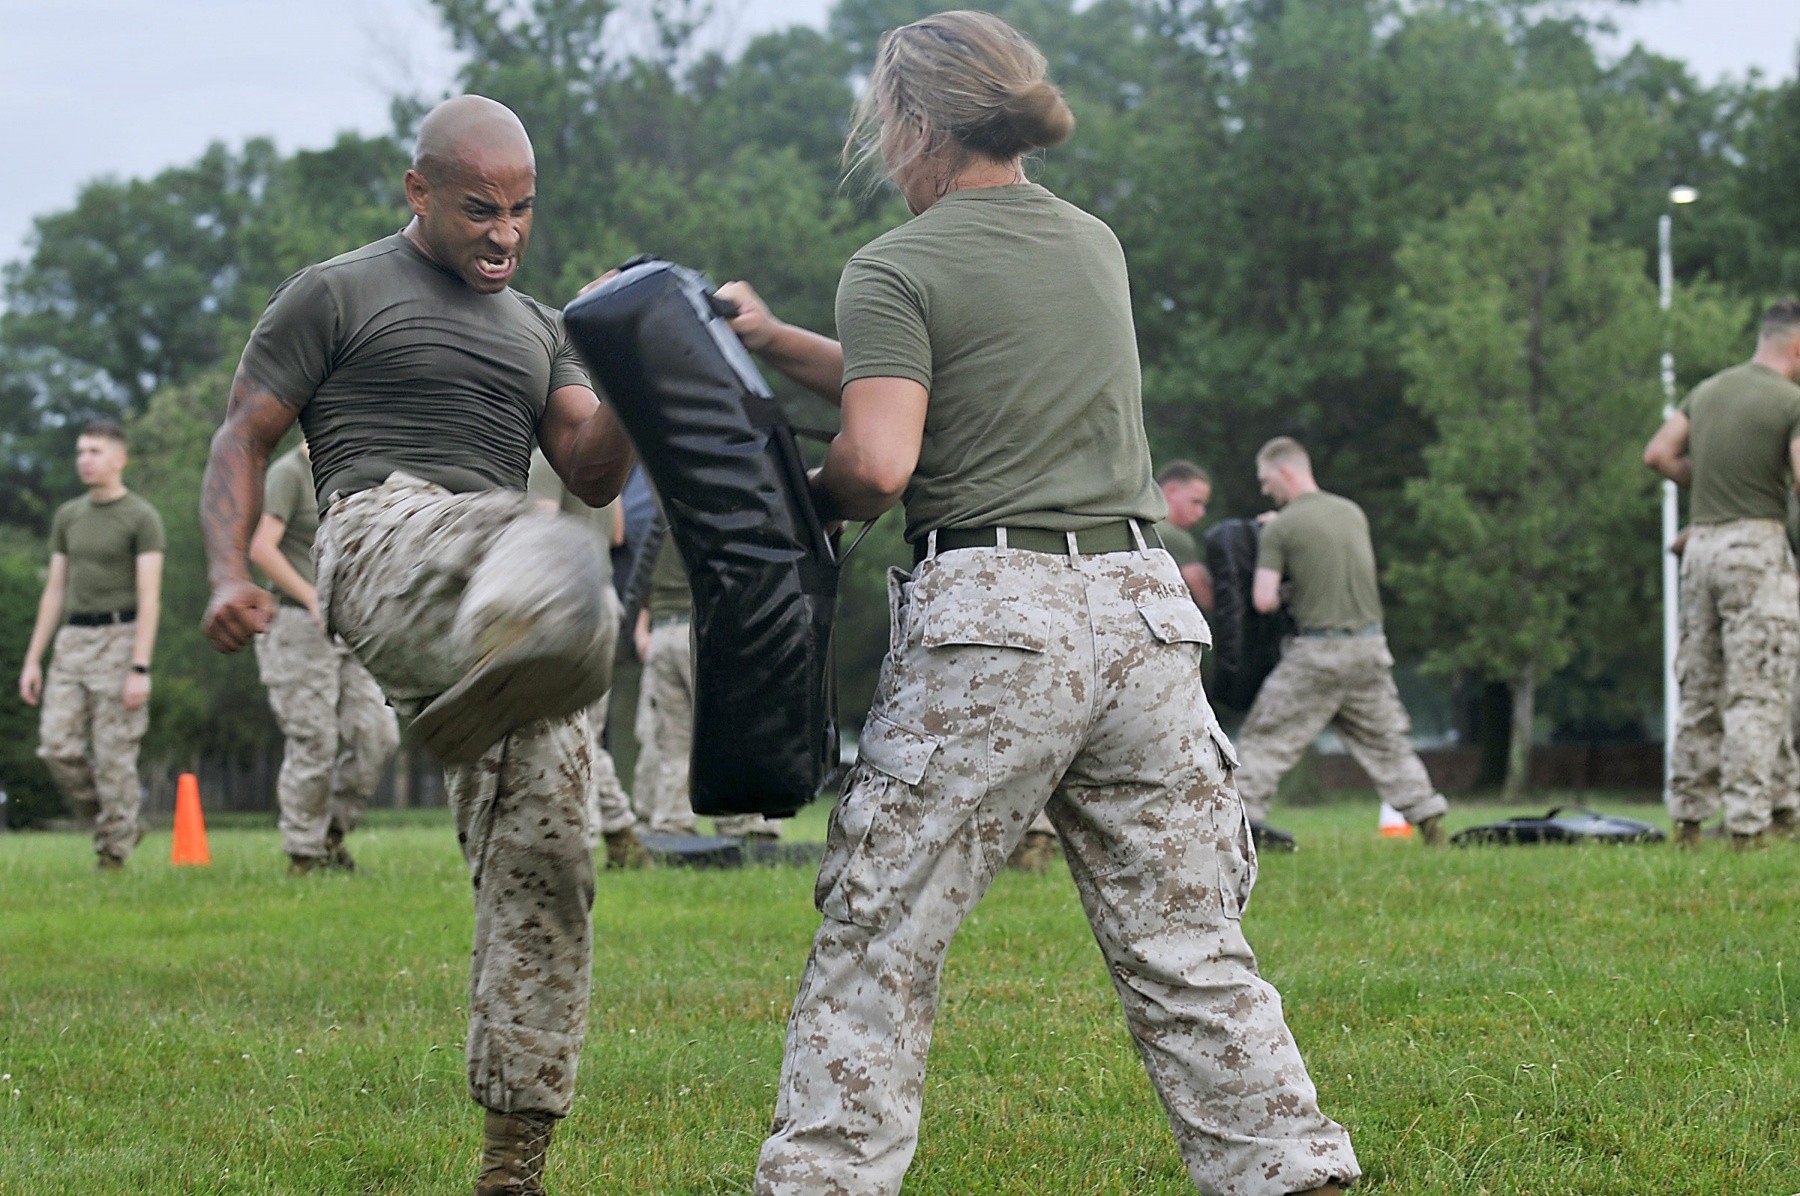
left=1389, top=88, right=1737, bottom=798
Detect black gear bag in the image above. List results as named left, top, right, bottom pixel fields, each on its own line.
left=1204, top=518, right=1294, bottom=711
left=563, top=260, right=838, bottom=818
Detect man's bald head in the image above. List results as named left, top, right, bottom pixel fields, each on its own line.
left=403, top=96, right=539, bottom=293
left=412, top=95, right=535, bottom=184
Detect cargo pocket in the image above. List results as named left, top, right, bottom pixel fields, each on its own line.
left=919, top=598, right=1051, bottom=653
left=815, top=713, right=944, bottom=930
left=1138, top=596, right=1212, bottom=648
left=1217, top=797, right=1258, bottom=921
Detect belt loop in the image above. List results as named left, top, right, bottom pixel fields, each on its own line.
left=926, top=529, right=939, bottom=560
left=996, top=527, right=1009, bottom=550
left=1128, top=519, right=1149, bottom=552
left=1066, top=530, right=1083, bottom=567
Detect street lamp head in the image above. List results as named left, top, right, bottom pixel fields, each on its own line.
left=1669, top=185, right=1699, bottom=205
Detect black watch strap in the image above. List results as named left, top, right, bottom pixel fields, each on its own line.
left=129, top=663, right=150, bottom=675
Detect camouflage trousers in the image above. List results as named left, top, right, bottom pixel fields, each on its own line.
left=756, top=545, right=1359, bottom=1196
left=1671, top=520, right=1800, bottom=836
left=1233, top=635, right=1447, bottom=826
left=581, top=692, right=636, bottom=847
left=37, top=622, right=147, bottom=861
left=316, top=473, right=609, bottom=1117
left=254, top=606, right=400, bottom=859
left=633, top=618, right=783, bottom=838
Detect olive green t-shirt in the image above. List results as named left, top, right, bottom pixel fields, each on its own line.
left=836, top=184, right=1165, bottom=543
left=645, top=530, right=692, bottom=621
left=1154, top=519, right=1200, bottom=569
left=1257, top=491, right=1383, bottom=633
left=237, top=233, right=593, bottom=516
left=1679, top=362, right=1800, bottom=525
left=49, top=491, right=165, bottom=616
left=261, top=448, right=319, bottom=589
left=526, top=449, right=615, bottom=587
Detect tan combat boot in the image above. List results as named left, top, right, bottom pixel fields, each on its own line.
left=1672, top=820, right=1703, bottom=849
left=475, top=1109, right=555, bottom=1196
left=95, top=854, right=126, bottom=873
left=1007, top=829, right=1059, bottom=874
left=1416, top=815, right=1446, bottom=847
left=1729, top=830, right=1768, bottom=853
left=287, top=855, right=322, bottom=876
left=1770, top=808, right=1797, bottom=840
left=603, top=826, right=650, bottom=870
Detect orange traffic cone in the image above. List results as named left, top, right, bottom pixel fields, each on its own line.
left=1378, top=802, right=1414, bottom=839
left=171, top=773, right=212, bottom=866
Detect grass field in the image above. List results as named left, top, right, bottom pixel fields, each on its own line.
left=0, top=798, right=1795, bottom=1195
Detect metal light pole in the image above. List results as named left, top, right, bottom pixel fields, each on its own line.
left=1660, top=185, right=1698, bottom=799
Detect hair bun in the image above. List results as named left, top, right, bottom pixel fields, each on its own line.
left=1002, top=80, right=1074, bottom=150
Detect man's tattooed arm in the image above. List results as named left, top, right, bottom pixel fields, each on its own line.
left=200, top=367, right=301, bottom=652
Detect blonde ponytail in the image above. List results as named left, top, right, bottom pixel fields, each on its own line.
left=847, top=10, right=1075, bottom=187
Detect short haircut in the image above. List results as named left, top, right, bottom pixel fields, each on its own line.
left=1156, top=460, right=1211, bottom=487
left=1256, top=436, right=1311, bottom=471
left=1760, top=300, right=1800, bottom=345
left=77, top=420, right=127, bottom=448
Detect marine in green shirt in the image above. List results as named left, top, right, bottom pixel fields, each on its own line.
left=1657, top=360, right=1800, bottom=526
left=833, top=182, right=1165, bottom=543
left=1645, top=301, right=1800, bottom=846
left=18, top=421, right=165, bottom=868
left=236, top=232, right=595, bottom=515
left=49, top=490, right=166, bottom=616
left=1255, top=489, right=1382, bottom=635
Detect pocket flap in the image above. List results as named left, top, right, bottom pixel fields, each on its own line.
left=920, top=598, right=1050, bottom=652
left=856, top=714, right=941, bottom=785
left=1209, top=721, right=1240, bottom=770
left=1138, top=596, right=1212, bottom=646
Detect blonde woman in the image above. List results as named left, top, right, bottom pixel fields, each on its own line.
left=719, top=12, right=1358, bottom=1194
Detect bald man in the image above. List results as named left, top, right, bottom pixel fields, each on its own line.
left=200, top=95, right=635, bottom=1194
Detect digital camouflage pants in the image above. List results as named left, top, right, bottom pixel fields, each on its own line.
left=1232, top=635, right=1447, bottom=827
left=633, top=618, right=782, bottom=838
left=316, top=473, right=611, bottom=1117
left=254, top=605, right=400, bottom=859
left=755, top=544, right=1359, bottom=1196
left=1671, top=519, right=1800, bottom=836
left=37, top=622, right=147, bottom=861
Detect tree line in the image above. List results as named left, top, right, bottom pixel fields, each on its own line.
left=2, top=0, right=1797, bottom=818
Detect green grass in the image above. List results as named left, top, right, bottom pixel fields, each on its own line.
left=0, top=799, right=1795, bottom=1195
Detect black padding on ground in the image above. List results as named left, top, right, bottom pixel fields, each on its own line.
left=1204, top=518, right=1293, bottom=710
left=640, top=834, right=828, bottom=869
left=1450, top=807, right=1666, bottom=846
left=564, top=261, right=839, bottom=819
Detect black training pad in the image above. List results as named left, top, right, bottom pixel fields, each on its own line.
left=1204, top=519, right=1294, bottom=711
left=640, top=833, right=827, bottom=869
left=564, top=260, right=838, bottom=818
left=1450, top=807, right=1666, bottom=846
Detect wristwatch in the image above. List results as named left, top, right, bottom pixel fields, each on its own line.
left=129, top=663, right=150, bottom=675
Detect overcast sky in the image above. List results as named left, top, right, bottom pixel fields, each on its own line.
left=2, top=0, right=1796, bottom=270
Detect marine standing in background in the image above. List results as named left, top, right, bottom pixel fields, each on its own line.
left=1232, top=437, right=1448, bottom=848
left=18, top=421, right=164, bottom=870
left=716, top=13, right=1358, bottom=1193
left=1645, top=299, right=1800, bottom=849
left=1153, top=459, right=1214, bottom=611
left=630, top=511, right=784, bottom=840
left=198, top=95, right=635, bottom=1194
left=526, top=448, right=649, bottom=868
left=249, top=440, right=400, bottom=875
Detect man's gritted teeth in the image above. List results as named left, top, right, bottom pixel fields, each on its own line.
left=474, top=253, right=516, bottom=284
